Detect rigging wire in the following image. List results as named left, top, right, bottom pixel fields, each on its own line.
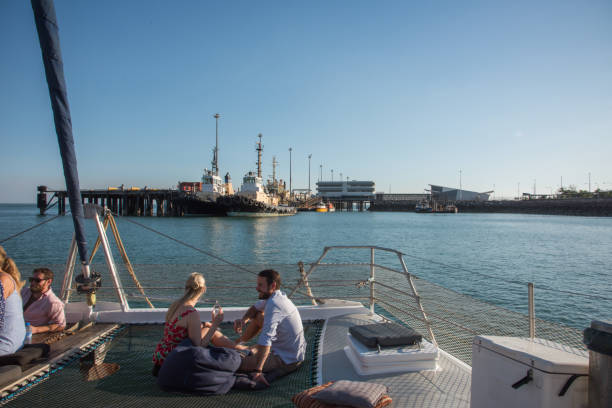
left=0, top=214, right=62, bottom=244
left=115, top=215, right=259, bottom=277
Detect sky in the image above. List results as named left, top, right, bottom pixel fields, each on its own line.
left=1, top=0, right=611, bottom=203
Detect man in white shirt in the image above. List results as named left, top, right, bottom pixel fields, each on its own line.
left=233, top=269, right=306, bottom=385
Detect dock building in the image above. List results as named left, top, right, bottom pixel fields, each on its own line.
left=316, top=180, right=375, bottom=211
left=430, top=185, right=491, bottom=201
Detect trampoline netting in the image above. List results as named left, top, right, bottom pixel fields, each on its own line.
left=3, top=322, right=323, bottom=408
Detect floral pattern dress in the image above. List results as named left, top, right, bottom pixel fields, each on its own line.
left=153, top=307, right=196, bottom=367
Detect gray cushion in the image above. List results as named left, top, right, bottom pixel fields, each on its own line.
left=312, top=380, right=388, bottom=408
left=0, top=365, right=22, bottom=387
left=0, top=343, right=50, bottom=367
left=349, top=322, right=422, bottom=348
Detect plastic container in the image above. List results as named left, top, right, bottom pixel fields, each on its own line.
left=25, top=322, right=32, bottom=344
left=584, top=320, right=612, bottom=408
left=471, top=336, right=588, bottom=408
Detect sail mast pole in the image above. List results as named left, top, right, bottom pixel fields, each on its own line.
left=31, top=0, right=90, bottom=277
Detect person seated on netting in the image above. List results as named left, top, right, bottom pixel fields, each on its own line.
left=232, top=269, right=306, bottom=386
left=21, top=268, right=65, bottom=334
left=152, top=272, right=236, bottom=376
left=0, top=246, right=26, bottom=356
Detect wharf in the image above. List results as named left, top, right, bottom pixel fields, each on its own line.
left=369, top=197, right=612, bottom=216
left=36, top=186, right=186, bottom=216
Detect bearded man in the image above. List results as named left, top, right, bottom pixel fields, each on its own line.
left=21, top=268, right=66, bottom=333
left=233, top=269, right=306, bottom=386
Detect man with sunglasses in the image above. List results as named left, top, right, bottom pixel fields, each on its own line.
left=21, top=268, right=65, bottom=334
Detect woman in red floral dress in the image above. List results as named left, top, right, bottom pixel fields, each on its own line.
left=152, top=272, right=235, bottom=375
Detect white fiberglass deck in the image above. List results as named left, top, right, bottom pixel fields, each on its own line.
left=321, top=313, right=471, bottom=408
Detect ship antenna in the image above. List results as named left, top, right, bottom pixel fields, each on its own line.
left=256, top=133, right=263, bottom=178
left=213, top=113, right=220, bottom=176
left=272, top=155, right=277, bottom=183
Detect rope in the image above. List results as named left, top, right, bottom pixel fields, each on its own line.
left=0, top=214, right=62, bottom=244
left=115, top=216, right=259, bottom=277
left=107, top=214, right=154, bottom=308
left=86, top=212, right=154, bottom=308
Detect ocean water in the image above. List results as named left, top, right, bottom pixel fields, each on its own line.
left=1, top=204, right=610, bottom=330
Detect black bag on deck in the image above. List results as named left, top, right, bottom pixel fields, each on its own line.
left=349, top=322, right=422, bottom=348
left=157, top=339, right=242, bottom=395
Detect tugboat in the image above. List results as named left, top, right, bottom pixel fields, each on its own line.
left=415, top=199, right=433, bottom=213
left=176, top=115, right=232, bottom=216
left=315, top=202, right=328, bottom=212
left=222, top=134, right=296, bottom=217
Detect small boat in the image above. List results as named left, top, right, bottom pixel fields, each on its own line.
left=415, top=200, right=433, bottom=213
left=327, top=202, right=336, bottom=212
left=315, top=202, right=328, bottom=212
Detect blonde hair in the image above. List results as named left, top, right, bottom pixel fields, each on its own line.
left=165, top=272, right=206, bottom=322
left=0, top=245, right=24, bottom=290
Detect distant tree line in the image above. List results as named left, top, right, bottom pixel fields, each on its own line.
left=557, top=186, right=612, bottom=199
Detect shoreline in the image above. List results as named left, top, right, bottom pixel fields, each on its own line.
left=369, top=198, right=612, bottom=217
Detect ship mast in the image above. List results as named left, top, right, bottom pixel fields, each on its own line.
left=256, top=133, right=263, bottom=178
left=212, top=113, right=220, bottom=176
left=272, top=156, right=278, bottom=184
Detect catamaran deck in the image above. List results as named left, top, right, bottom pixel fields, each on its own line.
left=321, top=313, right=471, bottom=408
left=1, top=310, right=473, bottom=408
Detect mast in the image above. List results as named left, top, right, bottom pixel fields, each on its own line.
left=256, top=133, right=263, bottom=178
left=213, top=113, right=220, bottom=176
left=31, top=0, right=89, bottom=271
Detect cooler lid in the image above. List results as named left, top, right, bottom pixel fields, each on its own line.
left=474, top=336, right=588, bottom=375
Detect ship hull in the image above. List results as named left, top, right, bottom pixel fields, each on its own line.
left=218, top=195, right=296, bottom=216
left=173, top=194, right=227, bottom=216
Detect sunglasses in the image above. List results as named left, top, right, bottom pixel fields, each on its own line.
left=29, top=277, right=48, bottom=283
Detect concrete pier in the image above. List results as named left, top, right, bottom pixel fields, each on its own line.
left=36, top=186, right=183, bottom=216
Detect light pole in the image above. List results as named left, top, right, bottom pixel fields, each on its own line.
left=459, top=169, right=462, bottom=201
left=331, top=169, right=334, bottom=182
left=213, top=113, right=220, bottom=176
left=320, top=164, right=323, bottom=182
left=289, top=147, right=292, bottom=198
left=308, top=154, right=312, bottom=197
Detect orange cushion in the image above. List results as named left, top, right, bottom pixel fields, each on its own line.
left=292, top=382, right=393, bottom=408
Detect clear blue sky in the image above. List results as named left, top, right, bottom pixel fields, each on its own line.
left=1, top=0, right=611, bottom=203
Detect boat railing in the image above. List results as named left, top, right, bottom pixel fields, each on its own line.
left=288, top=245, right=438, bottom=346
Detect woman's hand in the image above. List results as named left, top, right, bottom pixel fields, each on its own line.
left=211, top=307, right=224, bottom=325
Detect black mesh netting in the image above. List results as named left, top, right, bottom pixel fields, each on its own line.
left=3, top=321, right=323, bottom=407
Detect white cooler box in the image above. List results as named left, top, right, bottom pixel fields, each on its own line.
left=471, top=336, right=589, bottom=408
left=344, top=333, right=439, bottom=375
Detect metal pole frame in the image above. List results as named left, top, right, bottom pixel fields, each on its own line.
left=92, top=208, right=130, bottom=311
left=528, top=282, right=535, bottom=339
left=60, top=234, right=77, bottom=302
left=398, top=254, right=437, bottom=347
left=369, top=248, right=375, bottom=314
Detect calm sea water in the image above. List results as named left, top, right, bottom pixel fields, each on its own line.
left=1, top=204, right=610, bottom=329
